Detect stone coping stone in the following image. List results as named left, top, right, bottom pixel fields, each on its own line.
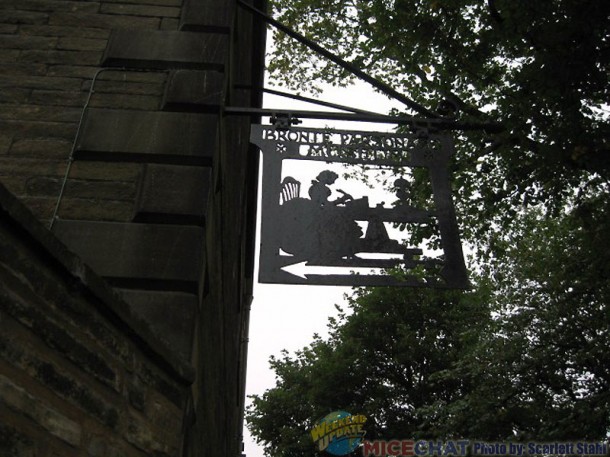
left=75, top=108, right=217, bottom=165
left=134, top=163, right=211, bottom=224
left=52, top=219, right=204, bottom=285
left=103, top=29, right=227, bottom=71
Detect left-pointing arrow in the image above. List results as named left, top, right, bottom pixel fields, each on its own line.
left=281, top=261, right=385, bottom=279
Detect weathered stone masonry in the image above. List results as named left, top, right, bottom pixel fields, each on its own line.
left=0, top=0, right=266, bottom=455
left=0, top=183, right=193, bottom=457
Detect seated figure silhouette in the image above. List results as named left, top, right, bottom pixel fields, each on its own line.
left=279, top=170, right=362, bottom=261
left=308, top=170, right=351, bottom=207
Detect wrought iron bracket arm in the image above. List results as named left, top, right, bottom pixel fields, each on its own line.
left=224, top=106, right=504, bottom=133
left=236, top=0, right=439, bottom=118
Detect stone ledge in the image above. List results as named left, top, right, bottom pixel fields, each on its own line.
left=75, top=108, right=217, bottom=166
left=103, top=29, right=227, bottom=71
left=180, top=0, right=234, bottom=33
left=116, top=289, right=198, bottom=362
left=162, top=70, right=224, bottom=113
left=134, top=164, right=210, bottom=225
left=52, top=219, right=204, bottom=285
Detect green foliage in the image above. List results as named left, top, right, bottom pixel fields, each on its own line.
left=268, top=0, right=609, bottom=240
left=247, top=204, right=610, bottom=454
left=249, top=1, right=610, bottom=454
left=247, top=288, right=491, bottom=456
left=474, top=203, right=610, bottom=440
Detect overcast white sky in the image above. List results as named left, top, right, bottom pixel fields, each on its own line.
left=243, top=82, right=405, bottom=457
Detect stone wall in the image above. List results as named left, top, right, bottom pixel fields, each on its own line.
left=0, top=0, right=266, bottom=455
left=0, top=0, right=179, bottom=225
left=0, top=183, right=194, bottom=457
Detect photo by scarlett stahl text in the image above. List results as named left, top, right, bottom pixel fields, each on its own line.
left=360, top=440, right=608, bottom=456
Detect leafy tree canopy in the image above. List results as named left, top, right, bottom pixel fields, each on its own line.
left=249, top=1, right=610, bottom=454
left=247, top=204, right=610, bottom=455
left=267, top=0, right=609, bottom=241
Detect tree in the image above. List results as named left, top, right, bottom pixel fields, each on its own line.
left=248, top=1, right=610, bottom=454
left=247, top=204, right=610, bottom=454
left=267, top=0, right=609, bottom=241
left=247, top=287, right=494, bottom=456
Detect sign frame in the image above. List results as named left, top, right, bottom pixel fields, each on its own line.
left=251, top=124, right=469, bottom=288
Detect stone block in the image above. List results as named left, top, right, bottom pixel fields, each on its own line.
left=25, top=177, right=136, bottom=201
left=0, top=176, right=26, bottom=194
left=0, top=103, right=81, bottom=123
left=125, top=414, right=175, bottom=455
left=0, top=63, right=47, bottom=76
left=103, top=29, right=226, bottom=71
left=180, top=0, right=234, bottom=33
left=134, top=164, right=210, bottom=224
left=162, top=70, right=224, bottom=112
left=4, top=0, right=100, bottom=13
left=98, top=70, right=167, bottom=84
left=117, top=289, right=197, bottom=360
left=82, top=79, right=164, bottom=96
left=0, top=374, right=82, bottom=446
left=0, top=423, right=36, bottom=457
left=57, top=37, right=108, bottom=52
left=17, top=196, right=55, bottom=220
left=57, top=199, right=135, bottom=223
left=160, top=18, right=179, bottom=30
left=52, top=220, right=204, bottom=284
left=87, top=436, right=127, bottom=457
left=0, top=158, right=66, bottom=177
left=49, top=13, right=160, bottom=30
left=0, top=328, right=119, bottom=429
left=20, top=25, right=111, bottom=39
left=75, top=109, right=217, bottom=166
left=45, top=64, right=98, bottom=78
left=10, top=138, right=72, bottom=158
left=69, top=162, right=142, bottom=181
left=0, top=88, right=29, bottom=104
left=100, top=4, right=181, bottom=18
left=2, top=120, right=78, bottom=141
left=103, top=0, right=182, bottom=6
left=137, top=363, right=184, bottom=408
left=0, top=74, right=80, bottom=91
left=0, top=135, right=11, bottom=155
left=29, top=90, right=88, bottom=107
left=19, top=49, right=102, bottom=65
left=0, top=10, right=49, bottom=25
left=0, top=50, right=19, bottom=62
left=0, top=34, right=58, bottom=50
left=0, top=24, right=18, bottom=34
left=89, top=93, right=160, bottom=111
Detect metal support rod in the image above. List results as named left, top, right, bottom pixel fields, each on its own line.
left=236, top=0, right=439, bottom=118
left=49, top=67, right=112, bottom=230
left=260, top=87, right=384, bottom=116
left=224, top=106, right=504, bottom=132
left=49, top=67, right=170, bottom=230
left=234, top=84, right=383, bottom=115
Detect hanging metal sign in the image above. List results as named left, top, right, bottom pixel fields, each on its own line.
left=251, top=123, right=469, bottom=288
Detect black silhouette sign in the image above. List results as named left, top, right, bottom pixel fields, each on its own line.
left=251, top=124, right=468, bottom=288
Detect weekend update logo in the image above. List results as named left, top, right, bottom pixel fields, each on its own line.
left=311, top=411, right=367, bottom=455
left=310, top=411, right=609, bottom=456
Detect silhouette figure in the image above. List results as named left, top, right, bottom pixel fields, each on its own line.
left=393, top=177, right=413, bottom=206
left=308, top=170, right=352, bottom=206
left=278, top=170, right=362, bottom=261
